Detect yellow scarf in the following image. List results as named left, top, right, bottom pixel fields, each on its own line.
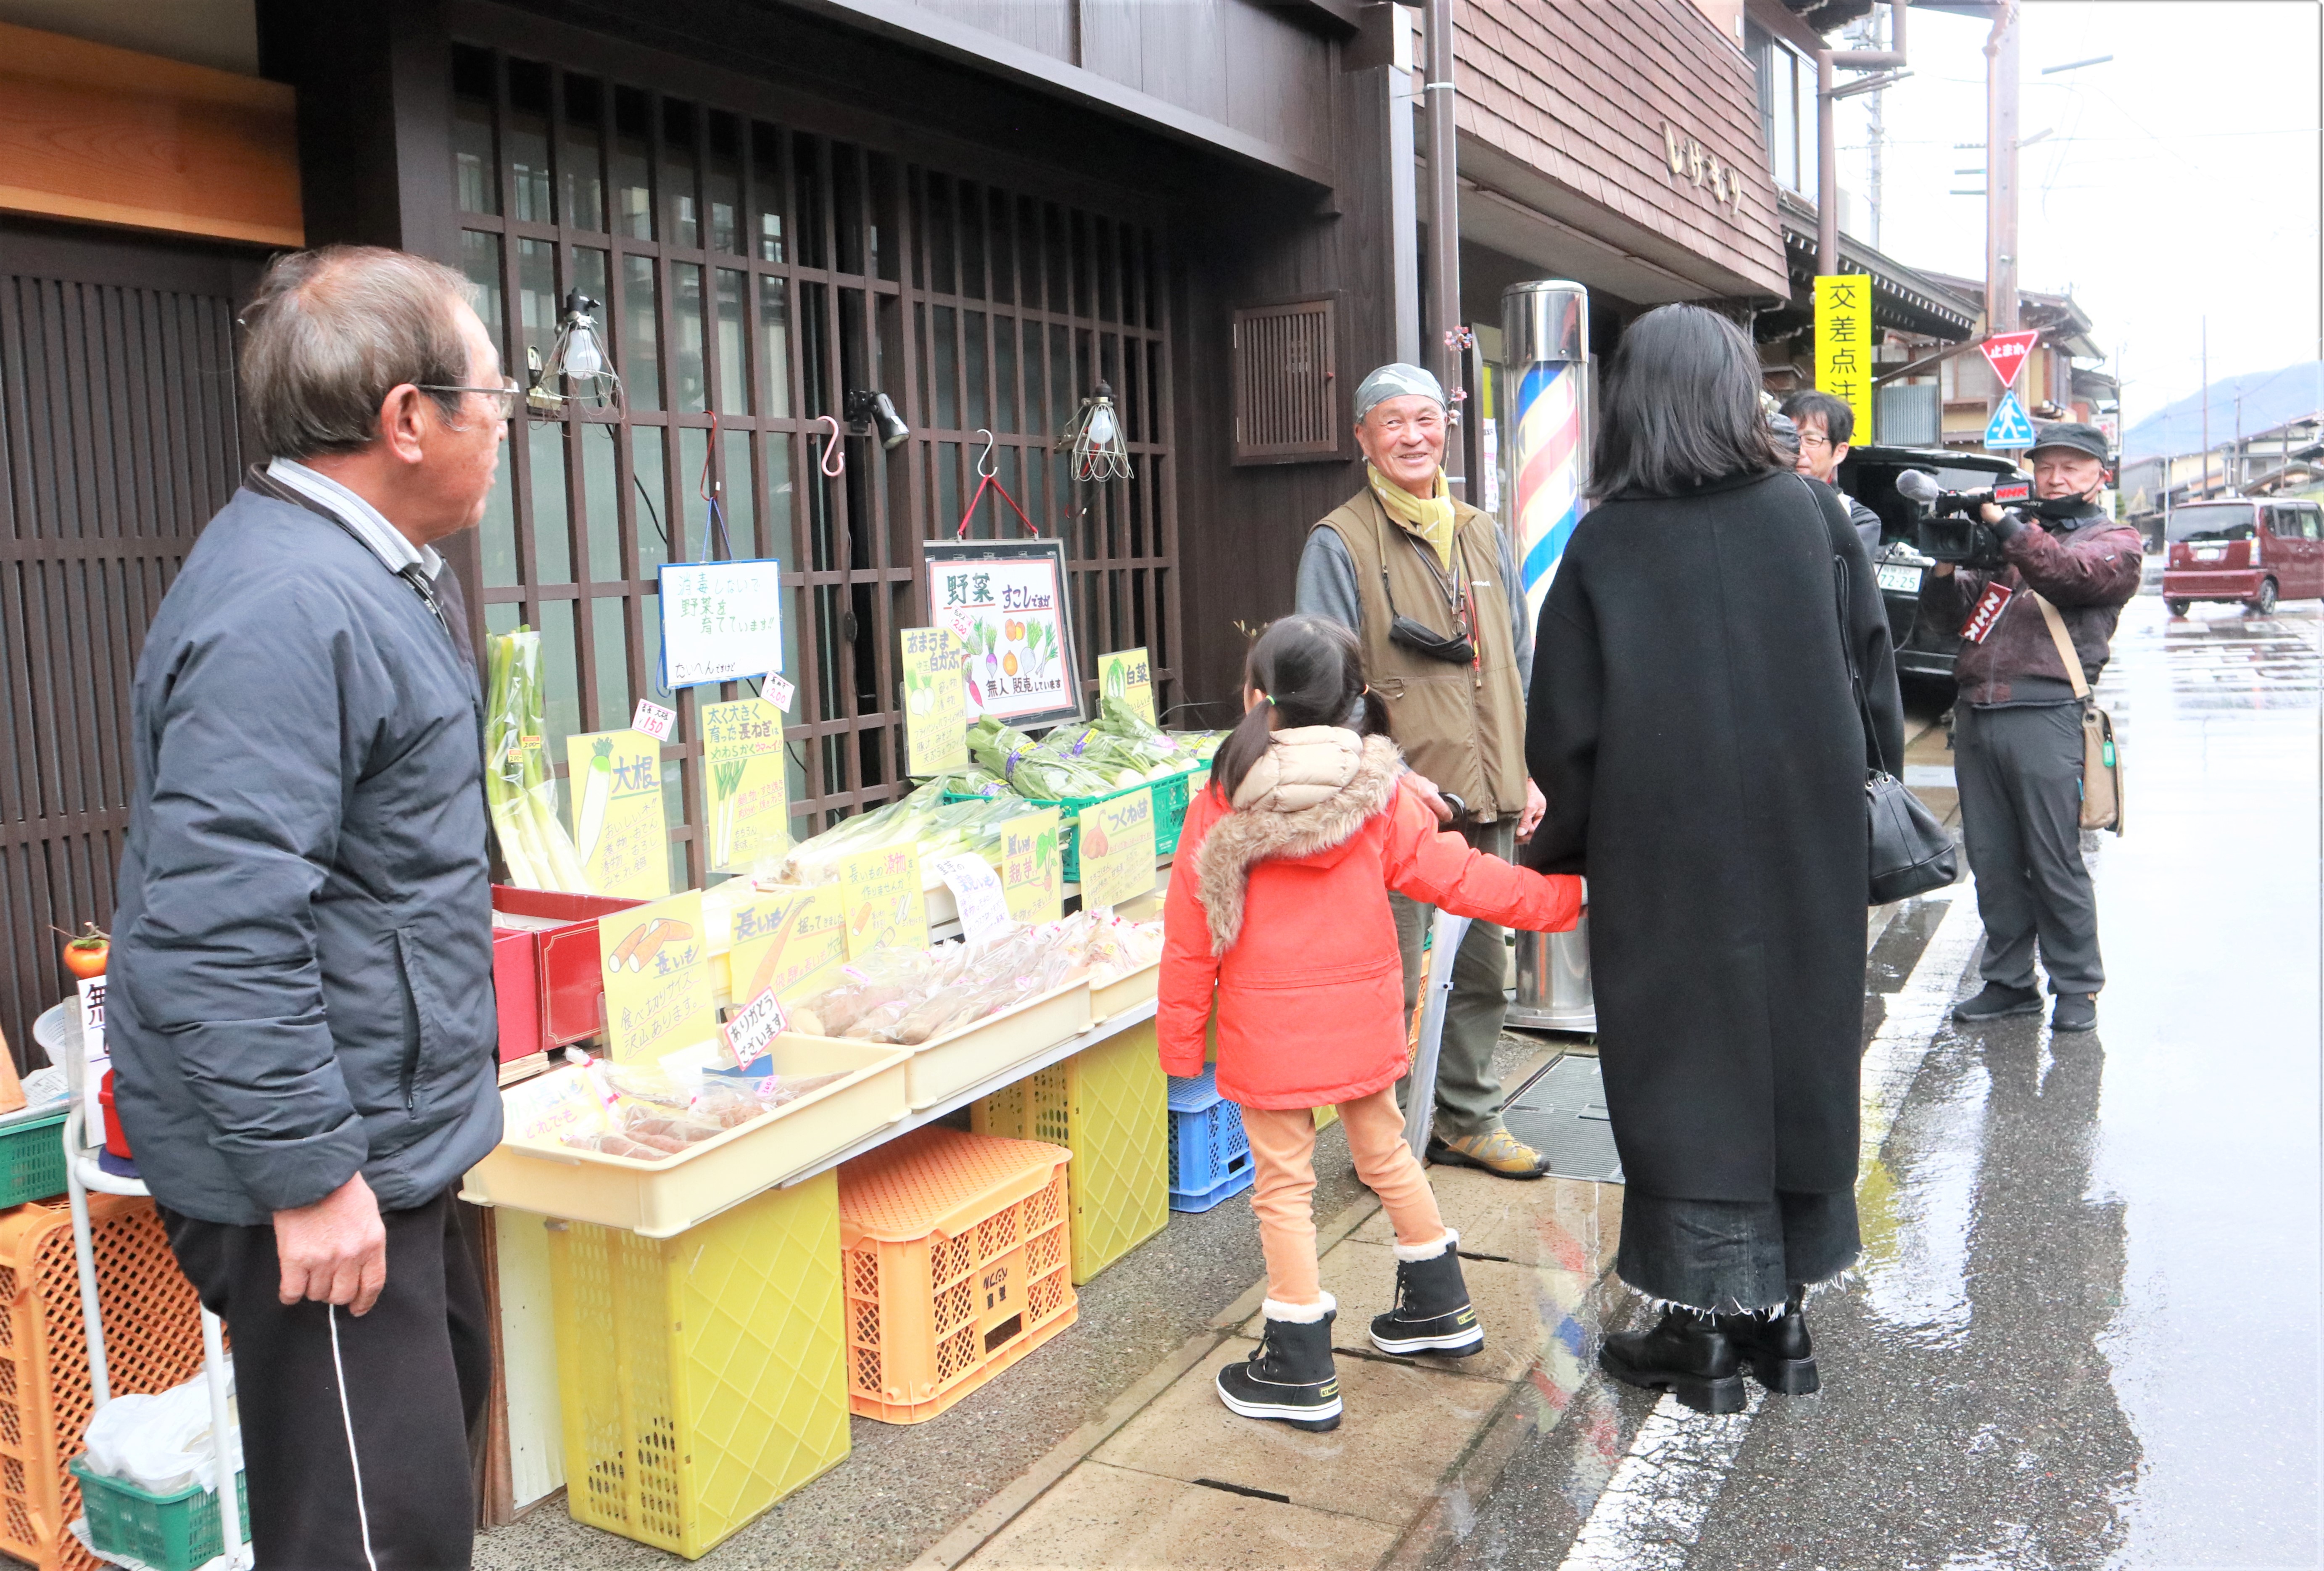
left=1367, top=464, right=1457, bottom=571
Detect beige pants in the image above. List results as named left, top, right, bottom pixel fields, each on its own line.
left=1242, top=1087, right=1448, bottom=1306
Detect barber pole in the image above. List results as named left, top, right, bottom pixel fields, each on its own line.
left=1499, top=279, right=1596, bottom=1035
left=1502, top=281, right=1591, bottom=625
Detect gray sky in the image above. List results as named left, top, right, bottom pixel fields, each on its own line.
left=1855, top=0, right=2320, bottom=428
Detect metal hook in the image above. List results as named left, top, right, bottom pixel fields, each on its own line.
left=973, top=428, right=999, bottom=480
left=814, top=414, right=844, bottom=478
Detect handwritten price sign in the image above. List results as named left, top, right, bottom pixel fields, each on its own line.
left=1076, top=787, right=1156, bottom=910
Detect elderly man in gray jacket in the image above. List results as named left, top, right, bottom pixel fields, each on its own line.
left=110, top=246, right=511, bottom=1569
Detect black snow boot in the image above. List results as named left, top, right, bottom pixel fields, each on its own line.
left=1719, top=1286, right=1819, bottom=1394
left=1599, top=1306, right=1746, bottom=1415
left=1216, top=1296, right=1342, bottom=1431
left=1953, top=981, right=2042, bottom=1022
left=1370, top=1232, right=1485, bottom=1357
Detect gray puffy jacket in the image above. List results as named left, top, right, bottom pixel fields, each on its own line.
left=109, top=483, right=502, bottom=1226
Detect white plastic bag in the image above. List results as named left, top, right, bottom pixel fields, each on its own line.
left=80, top=1364, right=240, bottom=1496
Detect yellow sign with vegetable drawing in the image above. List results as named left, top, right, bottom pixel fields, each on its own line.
left=726, top=885, right=850, bottom=1011
left=838, top=843, right=929, bottom=958
left=1000, top=808, right=1063, bottom=926
left=1098, top=647, right=1156, bottom=725
left=1076, top=787, right=1156, bottom=909
left=901, top=627, right=969, bottom=776
left=599, top=890, right=716, bottom=1062
left=699, top=697, right=790, bottom=875
left=567, top=729, right=669, bottom=898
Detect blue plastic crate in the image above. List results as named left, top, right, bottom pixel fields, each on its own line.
left=1166, top=1068, right=1253, bottom=1212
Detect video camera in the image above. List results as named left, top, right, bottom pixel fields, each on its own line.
left=1895, top=469, right=2032, bottom=570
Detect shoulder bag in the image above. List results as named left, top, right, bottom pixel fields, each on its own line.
left=1834, top=557, right=1960, bottom=905
left=2030, top=591, right=2124, bottom=833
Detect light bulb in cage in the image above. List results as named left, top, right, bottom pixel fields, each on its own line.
left=1055, top=379, right=1132, bottom=482
left=525, top=290, right=623, bottom=412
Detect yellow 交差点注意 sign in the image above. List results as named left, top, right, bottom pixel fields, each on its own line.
left=1813, top=274, right=1874, bottom=447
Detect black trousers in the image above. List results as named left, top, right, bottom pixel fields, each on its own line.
left=159, top=1188, right=492, bottom=1570
left=1955, top=701, right=2105, bottom=995
left=1615, top=1189, right=1861, bottom=1313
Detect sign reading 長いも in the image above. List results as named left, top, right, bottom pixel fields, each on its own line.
left=923, top=538, right=1083, bottom=730
left=658, top=559, right=784, bottom=689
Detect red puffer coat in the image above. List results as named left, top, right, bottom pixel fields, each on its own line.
left=1159, top=727, right=1583, bottom=1110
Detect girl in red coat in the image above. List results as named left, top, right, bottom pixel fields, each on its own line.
left=1161, top=615, right=1583, bottom=1431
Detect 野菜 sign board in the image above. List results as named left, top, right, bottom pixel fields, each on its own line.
left=657, top=558, right=784, bottom=689
left=923, top=538, right=1084, bottom=730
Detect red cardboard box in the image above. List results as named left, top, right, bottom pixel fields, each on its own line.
left=491, top=926, right=542, bottom=1064
left=490, top=887, right=649, bottom=1051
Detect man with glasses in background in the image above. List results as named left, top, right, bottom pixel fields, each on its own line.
left=1782, top=389, right=1884, bottom=554
left=110, top=246, right=509, bottom=1568
left=1295, top=363, right=1552, bottom=1180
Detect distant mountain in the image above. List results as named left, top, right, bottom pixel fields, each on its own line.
left=2124, top=361, right=2324, bottom=460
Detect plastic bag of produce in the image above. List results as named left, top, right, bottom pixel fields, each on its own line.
left=82, top=1368, right=240, bottom=1497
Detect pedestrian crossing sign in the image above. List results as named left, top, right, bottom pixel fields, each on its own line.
left=1985, top=389, right=2037, bottom=449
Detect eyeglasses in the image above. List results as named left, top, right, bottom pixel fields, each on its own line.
left=416, top=378, right=520, bottom=420
left=1796, top=430, right=1833, bottom=450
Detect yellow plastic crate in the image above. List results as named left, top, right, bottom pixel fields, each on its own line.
left=546, top=1173, right=850, bottom=1559
left=972, top=1020, right=1169, bottom=1285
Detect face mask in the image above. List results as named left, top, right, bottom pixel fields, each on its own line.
left=2034, top=495, right=2097, bottom=521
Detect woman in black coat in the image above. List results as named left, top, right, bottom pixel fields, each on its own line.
left=1522, top=304, right=1905, bottom=1413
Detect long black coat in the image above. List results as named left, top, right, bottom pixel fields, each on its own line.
left=1522, top=469, right=1904, bottom=1202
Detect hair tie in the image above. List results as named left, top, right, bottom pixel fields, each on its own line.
left=1264, top=693, right=1277, bottom=706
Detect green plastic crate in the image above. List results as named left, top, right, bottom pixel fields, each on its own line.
left=70, top=1458, right=249, bottom=1571
left=0, top=1110, right=68, bottom=1207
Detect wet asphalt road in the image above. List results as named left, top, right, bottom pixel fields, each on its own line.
left=1436, top=593, right=2321, bottom=1570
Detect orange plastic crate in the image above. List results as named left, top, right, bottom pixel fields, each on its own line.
left=837, top=1127, right=1076, bottom=1425
left=0, top=1195, right=209, bottom=1571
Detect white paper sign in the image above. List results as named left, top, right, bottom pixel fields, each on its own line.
left=933, top=853, right=1014, bottom=947
left=631, top=699, right=677, bottom=741
left=721, top=987, right=789, bottom=1069
left=659, top=559, right=785, bottom=688
left=77, top=977, right=107, bottom=1129
left=765, top=672, right=796, bottom=711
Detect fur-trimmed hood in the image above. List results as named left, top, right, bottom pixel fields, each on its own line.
left=1195, top=729, right=1402, bottom=953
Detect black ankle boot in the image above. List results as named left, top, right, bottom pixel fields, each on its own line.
left=1370, top=1233, right=1485, bottom=1356
left=1718, top=1286, right=1818, bottom=1394
left=1216, top=1296, right=1342, bottom=1431
left=1599, top=1306, right=1746, bottom=1414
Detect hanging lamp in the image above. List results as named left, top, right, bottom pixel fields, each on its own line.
left=1055, top=379, right=1132, bottom=483
left=525, top=290, right=624, bottom=413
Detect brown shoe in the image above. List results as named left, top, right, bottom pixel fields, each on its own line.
left=1426, top=1127, right=1550, bottom=1180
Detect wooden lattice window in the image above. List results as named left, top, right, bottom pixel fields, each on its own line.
left=1232, top=296, right=1340, bottom=463
left=448, top=36, right=1178, bottom=888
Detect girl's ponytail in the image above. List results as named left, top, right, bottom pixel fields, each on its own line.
left=1210, top=614, right=1377, bottom=805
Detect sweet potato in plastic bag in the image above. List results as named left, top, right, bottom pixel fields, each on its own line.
left=562, top=1131, right=670, bottom=1161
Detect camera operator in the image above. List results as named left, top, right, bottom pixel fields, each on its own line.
left=1781, top=390, right=1883, bottom=554
left=1923, top=422, right=2142, bottom=1033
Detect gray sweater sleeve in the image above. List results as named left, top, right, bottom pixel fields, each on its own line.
left=1295, top=526, right=1364, bottom=632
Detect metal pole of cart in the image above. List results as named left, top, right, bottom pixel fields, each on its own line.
left=1403, top=910, right=1473, bottom=1160
left=1501, top=278, right=1597, bottom=1035
left=64, top=1106, right=246, bottom=1569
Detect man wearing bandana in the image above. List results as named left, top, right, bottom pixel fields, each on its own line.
left=1295, top=364, right=1551, bottom=1179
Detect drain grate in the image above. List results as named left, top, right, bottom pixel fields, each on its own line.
left=1499, top=1055, right=1624, bottom=1183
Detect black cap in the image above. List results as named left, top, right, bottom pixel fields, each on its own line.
left=2029, top=421, right=2109, bottom=462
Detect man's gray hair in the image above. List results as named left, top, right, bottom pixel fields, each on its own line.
left=239, top=246, right=480, bottom=461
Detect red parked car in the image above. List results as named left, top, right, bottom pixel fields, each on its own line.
left=2162, top=497, right=2324, bottom=617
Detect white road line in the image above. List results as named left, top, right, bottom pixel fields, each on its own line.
left=1556, top=893, right=1981, bottom=1570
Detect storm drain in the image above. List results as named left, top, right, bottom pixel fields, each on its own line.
left=1498, top=1055, right=1625, bottom=1184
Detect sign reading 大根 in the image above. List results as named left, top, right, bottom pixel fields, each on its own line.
left=923, top=538, right=1084, bottom=730
left=658, top=559, right=784, bottom=689
left=567, top=729, right=669, bottom=898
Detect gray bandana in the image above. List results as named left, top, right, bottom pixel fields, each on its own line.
left=1354, top=363, right=1446, bottom=422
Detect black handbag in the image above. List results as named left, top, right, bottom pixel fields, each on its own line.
left=1835, top=557, right=1959, bottom=906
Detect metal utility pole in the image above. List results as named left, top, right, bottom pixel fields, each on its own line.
left=2201, top=317, right=2210, bottom=497
left=1984, top=2, right=2020, bottom=333
left=1422, top=0, right=1464, bottom=499
left=1817, top=0, right=1909, bottom=277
